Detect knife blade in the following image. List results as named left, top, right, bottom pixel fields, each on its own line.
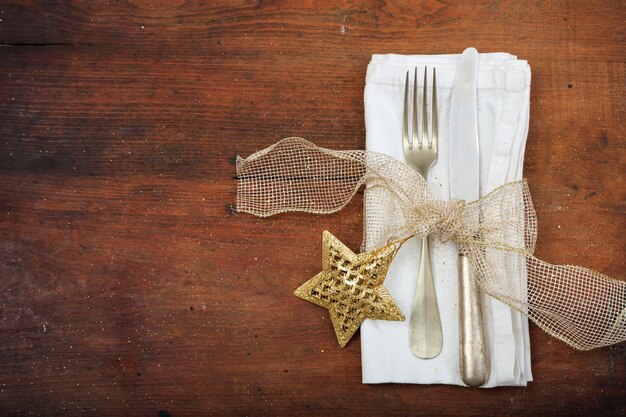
left=449, top=47, right=489, bottom=387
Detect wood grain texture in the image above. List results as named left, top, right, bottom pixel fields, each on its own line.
left=0, top=1, right=624, bottom=416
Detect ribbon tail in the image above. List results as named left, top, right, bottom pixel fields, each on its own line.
left=470, top=246, right=626, bottom=351
left=236, top=137, right=367, bottom=217
left=236, top=137, right=438, bottom=248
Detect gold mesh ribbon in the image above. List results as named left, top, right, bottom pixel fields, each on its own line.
left=236, top=137, right=626, bottom=351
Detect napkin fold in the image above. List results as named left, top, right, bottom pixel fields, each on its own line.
left=361, top=48, right=533, bottom=387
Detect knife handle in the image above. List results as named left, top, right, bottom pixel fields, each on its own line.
left=458, top=253, right=489, bottom=387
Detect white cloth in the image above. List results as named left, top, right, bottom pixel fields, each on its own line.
left=361, top=49, right=533, bottom=387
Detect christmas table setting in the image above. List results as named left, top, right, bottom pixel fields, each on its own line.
left=236, top=48, right=624, bottom=389
left=0, top=1, right=624, bottom=416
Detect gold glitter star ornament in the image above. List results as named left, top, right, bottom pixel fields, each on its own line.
left=294, top=231, right=405, bottom=347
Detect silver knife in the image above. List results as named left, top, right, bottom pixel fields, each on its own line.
left=449, top=47, right=489, bottom=387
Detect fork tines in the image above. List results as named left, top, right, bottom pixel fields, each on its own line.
left=402, top=67, right=438, bottom=151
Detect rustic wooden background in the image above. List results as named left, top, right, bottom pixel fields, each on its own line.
left=0, top=1, right=624, bottom=416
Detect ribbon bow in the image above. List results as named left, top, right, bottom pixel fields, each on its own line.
left=236, top=137, right=626, bottom=350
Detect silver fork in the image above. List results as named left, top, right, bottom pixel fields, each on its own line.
left=402, top=67, right=443, bottom=359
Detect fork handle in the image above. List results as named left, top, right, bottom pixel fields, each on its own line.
left=408, top=236, right=443, bottom=359
left=458, top=253, right=489, bottom=387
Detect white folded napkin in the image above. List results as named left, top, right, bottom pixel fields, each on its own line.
left=361, top=48, right=533, bottom=387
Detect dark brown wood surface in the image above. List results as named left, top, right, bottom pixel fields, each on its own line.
left=0, top=1, right=624, bottom=416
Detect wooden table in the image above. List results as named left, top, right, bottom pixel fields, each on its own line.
left=0, top=1, right=624, bottom=416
